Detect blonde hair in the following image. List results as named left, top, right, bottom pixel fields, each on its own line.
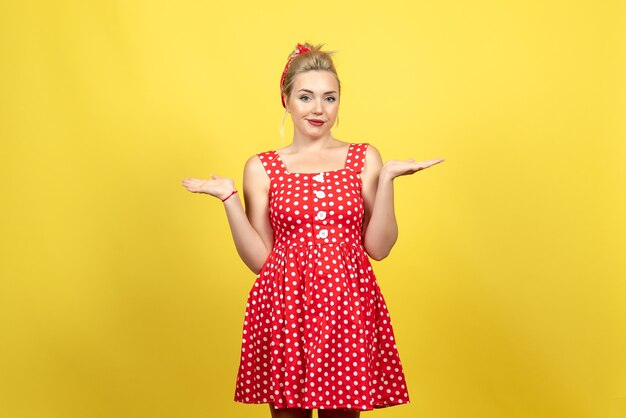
left=281, top=42, right=341, bottom=104
left=280, top=43, right=341, bottom=142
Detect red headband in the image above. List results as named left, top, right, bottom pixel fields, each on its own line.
left=280, top=43, right=311, bottom=108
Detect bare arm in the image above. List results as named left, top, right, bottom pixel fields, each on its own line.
left=360, top=145, right=397, bottom=261
left=360, top=145, right=445, bottom=261
left=181, top=155, right=274, bottom=274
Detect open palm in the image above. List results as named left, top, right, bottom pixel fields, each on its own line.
left=384, top=158, right=445, bottom=179
left=181, top=174, right=234, bottom=200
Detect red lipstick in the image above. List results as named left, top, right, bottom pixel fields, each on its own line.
left=307, top=119, right=325, bottom=126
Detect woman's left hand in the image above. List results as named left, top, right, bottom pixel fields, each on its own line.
left=381, top=158, right=445, bottom=180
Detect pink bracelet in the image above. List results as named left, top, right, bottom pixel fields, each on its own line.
left=221, top=190, right=238, bottom=202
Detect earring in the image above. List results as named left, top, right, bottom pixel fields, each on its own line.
left=279, top=109, right=288, bottom=144
left=334, top=114, right=340, bottom=130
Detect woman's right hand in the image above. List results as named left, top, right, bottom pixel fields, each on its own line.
left=181, top=174, right=236, bottom=201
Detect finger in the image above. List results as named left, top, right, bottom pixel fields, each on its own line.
left=416, top=159, right=443, bottom=168
left=415, top=163, right=436, bottom=170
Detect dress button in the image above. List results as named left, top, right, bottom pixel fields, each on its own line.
left=313, top=173, right=324, bottom=182
left=315, top=190, right=326, bottom=199
left=317, top=229, right=328, bottom=239
left=316, top=211, right=326, bottom=220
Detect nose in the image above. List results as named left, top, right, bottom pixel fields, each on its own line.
left=313, top=98, right=323, bottom=114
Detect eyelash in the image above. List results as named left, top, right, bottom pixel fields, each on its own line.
left=299, top=96, right=337, bottom=103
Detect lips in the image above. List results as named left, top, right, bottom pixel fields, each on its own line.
left=307, top=119, right=325, bottom=126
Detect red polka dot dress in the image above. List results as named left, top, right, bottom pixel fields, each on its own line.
left=234, top=143, right=410, bottom=411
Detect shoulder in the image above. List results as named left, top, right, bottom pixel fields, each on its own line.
left=243, top=153, right=272, bottom=188
left=361, top=143, right=379, bottom=157
left=349, top=142, right=379, bottom=157
left=243, top=154, right=270, bottom=199
left=244, top=151, right=272, bottom=175
left=361, top=143, right=382, bottom=171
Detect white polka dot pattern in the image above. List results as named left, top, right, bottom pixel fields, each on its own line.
left=234, top=143, right=410, bottom=411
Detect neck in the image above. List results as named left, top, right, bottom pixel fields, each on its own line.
left=290, top=130, right=336, bottom=152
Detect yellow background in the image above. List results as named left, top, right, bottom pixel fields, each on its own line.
left=1, top=1, right=625, bottom=417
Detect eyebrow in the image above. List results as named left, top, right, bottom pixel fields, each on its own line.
left=298, top=89, right=338, bottom=95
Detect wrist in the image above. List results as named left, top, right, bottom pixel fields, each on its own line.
left=378, top=167, right=394, bottom=184
left=221, top=190, right=238, bottom=202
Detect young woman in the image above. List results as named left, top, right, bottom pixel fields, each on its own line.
left=182, top=42, right=444, bottom=418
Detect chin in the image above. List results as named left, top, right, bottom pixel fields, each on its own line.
left=298, top=128, right=329, bottom=138
left=309, top=131, right=331, bottom=139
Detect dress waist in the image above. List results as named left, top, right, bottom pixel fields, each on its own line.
left=272, top=241, right=364, bottom=251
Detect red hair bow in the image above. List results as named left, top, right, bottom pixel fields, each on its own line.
left=280, top=43, right=311, bottom=107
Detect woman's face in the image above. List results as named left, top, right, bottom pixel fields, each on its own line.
left=285, top=70, right=339, bottom=138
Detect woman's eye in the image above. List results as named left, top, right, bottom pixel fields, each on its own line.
left=325, top=96, right=337, bottom=102
left=299, top=96, right=311, bottom=102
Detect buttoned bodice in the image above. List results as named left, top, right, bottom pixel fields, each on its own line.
left=257, top=143, right=368, bottom=249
